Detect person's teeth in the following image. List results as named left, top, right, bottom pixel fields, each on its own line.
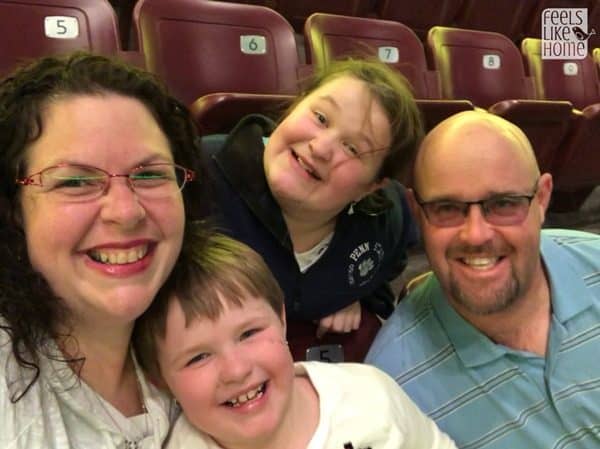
left=462, top=257, right=498, bottom=269
left=90, top=245, right=148, bottom=265
left=225, top=384, right=265, bottom=407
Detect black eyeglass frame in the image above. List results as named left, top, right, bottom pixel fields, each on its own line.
left=413, top=180, right=540, bottom=227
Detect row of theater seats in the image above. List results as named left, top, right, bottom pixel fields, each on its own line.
left=111, top=0, right=600, bottom=50
left=0, top=0, right=598, bottom=212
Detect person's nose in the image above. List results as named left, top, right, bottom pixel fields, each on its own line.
left=99, top=177, right=146, bottom=229
left=458, top=204, right=495, bottom=245
left=308, top=130, right=338, bottom=162
left=218, top=346, right=253, bottom=385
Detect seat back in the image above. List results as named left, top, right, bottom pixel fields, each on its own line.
left=135, top=0, right=300, bottom=106
left=521, top=38, right=600, bottom=110
left=553, top=106, right=600, bottom=190
left=0, top=0, right=120, bottom=77
left=190, top=92, right=293, bottom=134
left=286, top=308, right=382, bottom=363
left=304, top=13, right=439, bottom=98
left=427, top=26, right=534, bottom=107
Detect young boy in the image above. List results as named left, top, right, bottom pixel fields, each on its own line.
left=134, top=227, right=456, bottom=449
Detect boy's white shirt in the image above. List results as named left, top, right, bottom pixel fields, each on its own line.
left=166, top=361, right=457, bottom=449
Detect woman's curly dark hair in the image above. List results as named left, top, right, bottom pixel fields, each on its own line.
left=0, top=52, right=209, bottom=401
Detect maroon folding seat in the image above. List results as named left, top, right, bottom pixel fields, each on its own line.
left=134, top=0, right=301, bottom=107
left=428, top=26, right=575, bottom=174
left=521, top=38, right=600, bottom=110
left=521, top=37, right=600, bottom=207
left=190, top=92, right=293, bottom=134
left=303, top=13, right=475, bottom=136
left=453, top=0, right=538, bottom=42
left=376, top=0, right=463, bottom=40
left=428, top=26, right=536, bottom=107
left=0, top=0, right=120, bottom=77
left=304, top=13, right=440, bottom=99
left=549, top=107, right=600, bottom=210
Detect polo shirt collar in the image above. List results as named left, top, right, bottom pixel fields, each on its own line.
left=541, top=232, right=594, bottom=322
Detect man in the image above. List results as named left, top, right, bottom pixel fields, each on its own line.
left=366, top=110, right=600, bottom=448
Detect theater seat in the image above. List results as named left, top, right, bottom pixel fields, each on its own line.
left=134, top=0, right=300, bottom=106
left=415, top=99, right=475, bottom=132
left=521, top=38, right=600, bottom=109
left=549, top=106, right=600, bottom=210
left=427, top=26, right=576, bottom=175
left=0, top=0, right=120, bottom=77
left=190, top=92, right=293, bottom=134
left=428, top=26, right=534, bottom=107
left=286, top=308, right=382, bottom=363
left=304, top=12, right=440, bottom=98
left=303, top=13, right=475, bottom=135
left=520, top=38, right=600, bottom=208
left=594, top=47, right=600, bottom=69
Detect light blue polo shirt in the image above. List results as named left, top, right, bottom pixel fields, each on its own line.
left=366, top=229, right=600, bottom=449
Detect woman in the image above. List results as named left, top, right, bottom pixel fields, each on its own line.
left=203, top=58, right=423, bottom=360
left=0, top=52, right=207, bottom=448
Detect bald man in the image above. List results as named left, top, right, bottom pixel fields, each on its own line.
left=366, top=111, right=600, bottom=448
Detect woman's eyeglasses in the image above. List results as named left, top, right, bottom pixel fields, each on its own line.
left=16, top=162, right=195, bottom=202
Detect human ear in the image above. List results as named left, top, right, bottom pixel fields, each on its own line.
left=406, top=188, right=419, bottom=218
left=536, top=173, right=553, bottom=223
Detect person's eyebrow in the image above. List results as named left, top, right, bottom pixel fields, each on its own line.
left=317, top=94, right=378, bottom=152
left=168, top=341, right=206, bottom=367
left=422, top=187, right=535, bottom=203
left=317, top=94, right=340, bottom=111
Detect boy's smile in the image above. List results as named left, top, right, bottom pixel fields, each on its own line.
left=157, top=293, right=298, bottom=447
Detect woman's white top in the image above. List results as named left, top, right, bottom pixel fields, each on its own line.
left=0, top=328, right=176, bottom=449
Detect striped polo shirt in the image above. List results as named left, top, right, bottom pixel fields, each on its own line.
left=366, top=229, right=600, bottom=449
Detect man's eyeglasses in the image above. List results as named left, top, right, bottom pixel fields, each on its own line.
left=414, top=181, right=539, bottom=227
left=16, top=163, right=195, bottom=202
